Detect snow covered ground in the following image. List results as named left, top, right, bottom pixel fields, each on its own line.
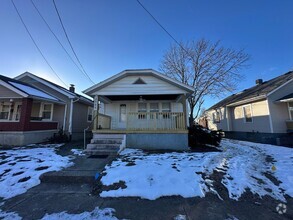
left=0, top=144, right=73, bottom=199
left=42, top=207, right=118, bottom=220
left=100, top=139, right=293, bottom=202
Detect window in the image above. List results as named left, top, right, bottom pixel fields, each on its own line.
left=243, top=105, right=252, bottom=123
left=162, top=102, right=171, bottom=119
left=87, top=107, right=93, bottom=122
left=0, top=104, right=10, bottom=120
left=289, top=102, right=293, bottom=120
left=41, top=103, right=53, bottom=120
left=120, top=104, right=126, bottom=122
left=14, top=104, right=22, bottom=121
left=138, top=103, right=147, bottom=119
left=150, top=103, right=159, bottom=119
left=213, top=111, right=220, bottom=123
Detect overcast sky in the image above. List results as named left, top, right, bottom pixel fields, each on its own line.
left=0, top=0, right=292, bottom=108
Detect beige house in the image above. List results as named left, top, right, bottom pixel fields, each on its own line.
left=14, top=72, right=93, bottom=142
left=83, top=69, right=194, bottom=152
left=205, top=71, right=293, bottom=145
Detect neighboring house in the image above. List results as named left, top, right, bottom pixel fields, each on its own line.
left=12, top=72, right=93, bottom=143
left=83, top=69, right=194, bottom=151
left=205, top=71, right=293, bottom=146
left=0, top=75, right=63, bottom=145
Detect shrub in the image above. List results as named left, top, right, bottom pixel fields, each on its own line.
left=48, top=128, right=69, bottom=143
left=188, top=125, right=222, bottom=149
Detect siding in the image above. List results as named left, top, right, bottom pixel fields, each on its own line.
left=231, top=100, right=271, bottom=133
left=267, top=80, right=293, bottom=133
left=93, top=75, right=188, bottom=95
left=72, top=102, right=91, bottom=132
left=52, top=104, right=65, bottom=129
left=0, top=85, right=22, bottom=98
left=206, top=107, right=229, bottom=131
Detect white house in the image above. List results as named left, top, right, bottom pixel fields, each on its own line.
left=83, top=69, right=194, bottom=152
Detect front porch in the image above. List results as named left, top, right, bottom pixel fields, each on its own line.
left=95, top=111, right=187, bottom=133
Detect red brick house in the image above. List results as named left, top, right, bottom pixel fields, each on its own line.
left=0, top=75, right=63, bottom=145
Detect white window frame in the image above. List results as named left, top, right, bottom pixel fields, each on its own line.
left=12, top=102, right=22, bottom=121
left=138, top=103, right=147, bottom=119
left=40, top=103, right=53, bottom=121
left=213, top=111, right=220, bottom=123
left=242, top=104, right=253, bottom=123
left=150, top=102, right=159, bottom=119
left=288, top=102, right=293, bottom=120
left=0, top=102, right=11, bottom=121
left=87, top=106, right=93, bottom=122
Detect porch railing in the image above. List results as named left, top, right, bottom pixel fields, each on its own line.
left=97, top=113, right=111, bottom=129
left=127, top=112, right=186, bottom=131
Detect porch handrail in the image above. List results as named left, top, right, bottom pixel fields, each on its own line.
left=127, top=112, right=185, bottom=131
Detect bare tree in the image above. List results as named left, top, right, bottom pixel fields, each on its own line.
left=159, top=38, right=249, bottom=123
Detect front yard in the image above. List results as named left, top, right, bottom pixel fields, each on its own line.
left=99, top=139, right=293, bottom=202
left=0, top=139, right=292, bottom=219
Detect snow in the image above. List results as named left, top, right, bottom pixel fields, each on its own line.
left=0, top=209, right=22, bottom=220
left=101, top=149, right=220, bottom=200
left=41, top=207, right=118, bottom=220
left=10, top=81, right=58, bottom=101
left=100, top=139, right=293, bottom=202
left=71, top=149, right=86, bottom=156
left=0, top=146, right=73, bottom=199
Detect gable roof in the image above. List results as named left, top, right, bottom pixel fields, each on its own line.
left=0, top=75, right=61, bottom=102
left=83, top=69, right=194, bottom=96
left=207, top=71, right=293, bottom=110
left=15, top=72, right=93, bottom=105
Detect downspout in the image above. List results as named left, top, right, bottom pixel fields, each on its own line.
left=68, top=98, right=81, bottom=141
left=68, top=99, right=73, bottom=141
left=63, top=104, right=67, bottom=132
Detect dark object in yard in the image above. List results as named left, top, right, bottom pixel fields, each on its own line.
left=88, top=155, right=108, bottom=159
left=12, top=171, right=24, bottom=176
left=35, top=166, right=49, bottom=171
left=18, top=176, right=31, bottom=183
left=188, top=124, right=223, bottom=149
left=48, top=128, right=69, bottom=143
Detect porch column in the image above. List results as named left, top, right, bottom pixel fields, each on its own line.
left=93, top=95, right=99, bottom=131
left=19, top=98, right=33, bottom=131
left=181, top=94, right=188, bottom=129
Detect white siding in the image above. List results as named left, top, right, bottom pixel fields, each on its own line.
left=93, top=75, right=187, bottom=95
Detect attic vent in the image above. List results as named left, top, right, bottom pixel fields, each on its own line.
left=133, top=78, right=146, bottom=84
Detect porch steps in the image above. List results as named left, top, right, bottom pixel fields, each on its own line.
left=84, top=134, right=126, bottom=155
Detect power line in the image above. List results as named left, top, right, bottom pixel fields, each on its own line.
left=52, top=0, right=95, bottom=84
left=10, top=0, right=68, bottom=87
left=136, top=0, right=185, bottom=50
left=30, top=0, right=92, bottom=84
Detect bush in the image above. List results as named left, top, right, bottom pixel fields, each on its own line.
left=48, top=128, right=69, bottom=143
left=188, top=125, right=222, bottom=149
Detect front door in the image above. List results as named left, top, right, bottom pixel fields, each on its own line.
left=118, top=104, right=127, bottom=129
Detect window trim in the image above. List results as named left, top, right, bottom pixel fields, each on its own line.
left=87, top=106, right=93, bottom=122
left=0, top=102, right=11, bottom=121
left=40, top=103, right=53, bottom=121
left=213, top=110, right=220, bottom=123
left=242, top=104, right=253, bottom=123
left=288, top=102, right=293, bottom=120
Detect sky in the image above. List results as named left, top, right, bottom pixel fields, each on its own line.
left=0, top=0, right=292, bottom=109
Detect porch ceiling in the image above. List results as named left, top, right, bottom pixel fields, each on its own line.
left=104, top=94, right=180, bottom=101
